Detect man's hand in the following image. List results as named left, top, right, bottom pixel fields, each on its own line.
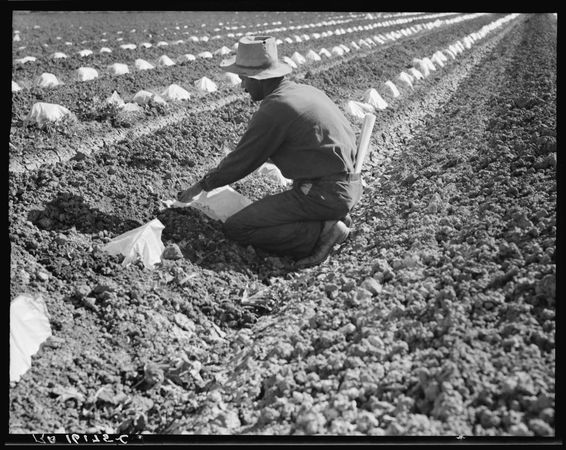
left=177, top=182, right=203, bottom=203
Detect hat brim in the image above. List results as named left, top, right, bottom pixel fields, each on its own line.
left=220, top=56, right=292, bottom=80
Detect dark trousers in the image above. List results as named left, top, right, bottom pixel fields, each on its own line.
left=223, top=174, right=362, bottom=259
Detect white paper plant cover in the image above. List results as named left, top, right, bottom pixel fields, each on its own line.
left=214, top=46, right=231, bottom=55
left=446, top=48, right=457, bottom=60
left=78, top=49, right=93, bottom=57
left=222, top=72, right=241, bottom=86
left=10, top=294, right=52, bottom=383
left=100, top=47, right=112, bottom=53
left=197, top=51, right=213, bottom=59
left=135, top=58, right=154, bottom=70
left=75, top=67, right=98, bottom=81
left=384, top=80, right=400, bottom=98
left=435, top=50, right=448, bottom=62
left=161, top=84, right=191, bottom=101
left=350, top=41, right=361, bottom=50
left=102, top=218, right=165, bottom=269
left=257, top=162, right=292, bottom=186
left=141, top=42, right=152, bottom=48
left=108, top=63, right=129, bottom=75
left=50, top=52, right=67, bottom=59
left=122, top=102, right=143, bottom=112
left=157, top=55, right=175, bottom=67
left=431, top=53, right=445, bottom=68
left=157, top=41, right=169, bottom=47
left=408, top=67, right=424, bottom=80
left=282, top=56, right=298, bottom=69
left=305, top=49, right=322, bottom=62
left=133, top=90, right=156, bottom=105
left=26, top=102, right=72, bottom=125
left=339, top=44, right=351, bottom=53
left=319, top=48, right=332, bottom=58
left=345, top=100, right=374, bottom=119
left=187, top=187, right=252, bottom=222
left=13, top=33, right=21, bottom=42
left=12, top=81, right=22, bottom=93
left=291, top=52, right=306, bottom=65
left=412, top=59, right=430, bottom=77
left=398, top=71, right=414, bottom=89
left=178, top=54, right=196, bottom=63
left=422, top=57, right=436, bottom=72
left=194, top=77, right=218, bottom=93
left=120, top=43, right=137, bottom=50
left=331, top=46, right=345, bottom=56
left=363, top=88, right=388, bottom=110
left=35, top=73, right=60, bottom=88
left=106, top=91, right=125, bottom=108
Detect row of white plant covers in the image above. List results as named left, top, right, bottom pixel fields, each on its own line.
left=13, top=13, right=486, bottom=94
left=21, top=14, right=517, bottom=128
left=344, top=14, right=519, bottom=120
left=13, top=12, right=459, bottom=66
left=12, top=11, right=426, bottom=52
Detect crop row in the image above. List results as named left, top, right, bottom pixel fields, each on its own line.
left=13, top=11, right=424, bottom=54
left=11, top=13, right=495, bottom=125
left=12, top=12, right=455, bottom=83
left=9, top=14, right=510, bottom=175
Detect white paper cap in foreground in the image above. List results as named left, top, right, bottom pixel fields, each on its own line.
left=345, top=100, right=375, bottom=120
left=106, top=91, right=125, bottom=108
left=290, top=52, right=306, bottom=65
left=157, top=55, right=175, bottom=67
left=75, top=67, right=99, bottom=82
left=161, top=84, right=191, bottom=101
left=257, top=162, right=292, bottom=187
left=164, top=186, right=252, bottom=223
left=10, top=294, right=52, bottom=383
left=26, top=102, right=72, bottom=126
left=35, top=73, right=61, bottom=88
left=135, top=58, right=154, bottom=70
left=384, top=80, right=400, bottom=98
left=363, top=88, right=388, bottom=110
left=107, top=63, right=129, bottom=75
left=102, top=218, right=165, bottom=269
left=194, top=77, right=218, bottom=93
left=221, top=72, right=241, bottom=86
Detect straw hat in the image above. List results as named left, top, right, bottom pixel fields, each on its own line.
left=220, top=35, right=292, bottom=80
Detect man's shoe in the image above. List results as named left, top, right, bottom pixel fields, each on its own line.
left=296, top=220, right=350, bottom=268
left=341, top=214, right=352, bottom=228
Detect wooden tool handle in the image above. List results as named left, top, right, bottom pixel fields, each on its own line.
left=354, top=113, right=377, bottom=174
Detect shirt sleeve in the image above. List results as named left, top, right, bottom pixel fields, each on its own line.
left=199, top=104, right=290, bottom=191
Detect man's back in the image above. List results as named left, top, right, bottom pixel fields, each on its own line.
left=260, top=80, right=358, bottom=180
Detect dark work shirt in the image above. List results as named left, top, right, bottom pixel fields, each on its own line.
left=199, top=79, right=357, bottom=191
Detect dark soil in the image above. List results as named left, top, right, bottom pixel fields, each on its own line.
left=9, top=12, right=556, bottom=438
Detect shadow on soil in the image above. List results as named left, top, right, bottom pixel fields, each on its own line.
left=27, top=192, right=143, bottom=235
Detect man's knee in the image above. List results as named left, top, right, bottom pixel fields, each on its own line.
left=223, top=212, right=250, bottom=243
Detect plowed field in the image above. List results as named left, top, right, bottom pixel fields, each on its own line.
left=9, top=11, right=556, bottom=441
